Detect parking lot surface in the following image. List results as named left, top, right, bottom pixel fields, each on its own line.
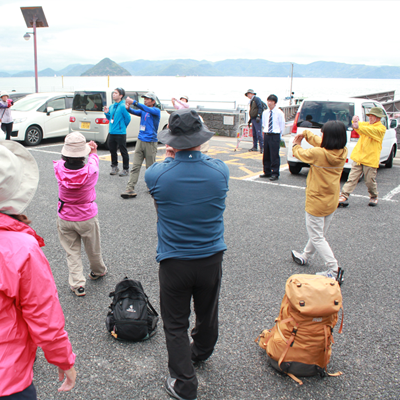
left=25, top=136, right=400, bottom=399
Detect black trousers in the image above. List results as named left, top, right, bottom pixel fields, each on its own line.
left=159, top=252, right=223, bottom=400
left=263, top=133, right=281, bottom=177
left=1, top=122, right=13, bottom=140
left=0, top=383, right=37, bottom=399
left=108, top=134, right=129, bottom=170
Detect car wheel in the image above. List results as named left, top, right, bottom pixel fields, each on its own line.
left=384, top=146, right=395, bottom=168
left=24, top=125, right=43, bottom=146
left=289, top=164, right=302, bottom=175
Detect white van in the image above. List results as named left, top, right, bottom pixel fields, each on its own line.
left=69, top=89, right=170, bottom=146
left=287, top=97, right=398, bottom=175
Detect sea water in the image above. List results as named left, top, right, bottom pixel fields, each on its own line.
left=1, top=76, right=400, bottom=109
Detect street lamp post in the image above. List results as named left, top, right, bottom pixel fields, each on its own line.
left=20, top=7, right=48, bottom=93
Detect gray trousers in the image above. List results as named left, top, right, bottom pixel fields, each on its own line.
left=303, top=211, right=338, bottom=270
left=126, top=139, right=158, bottom=191
left=57, top=215, right=107, bottom=288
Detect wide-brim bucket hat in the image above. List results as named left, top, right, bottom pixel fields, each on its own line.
left=366, top=107, right=385, bottom=119
left=61, top=132, right=91, bottom=157
left=158, top=109, right=214, bottom=150
left=0, top=90, right=9, bottom=98
left=0, top=141, right=39, bottom=215
left=245, top=89, right=256, bottom=96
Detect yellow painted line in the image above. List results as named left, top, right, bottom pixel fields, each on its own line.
left=224, top=159, right=245, bottom=166
left=225, top=143, right=237, bottom=148
left=239, top=166, right=256, bottom=175
left=231, top=152, right=263, bottom=159
left=231, top=170, right=264, bottom=180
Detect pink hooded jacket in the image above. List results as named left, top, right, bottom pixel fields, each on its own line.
left=53, top=153, right=99, bottom=221
left=0, top=213, right=76, bottom=396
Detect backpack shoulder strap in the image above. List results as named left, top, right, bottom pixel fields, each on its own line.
left=145, top=294, right=159, bottom=317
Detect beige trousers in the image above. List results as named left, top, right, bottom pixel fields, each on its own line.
left=57, top=215, right=107, bottom=289
left=126, top=139, right=158, bottom=191
left=341, top=162, right=378, bottom=199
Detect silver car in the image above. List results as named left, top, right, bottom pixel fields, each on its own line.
left=69, top=89, right=169, bottom=146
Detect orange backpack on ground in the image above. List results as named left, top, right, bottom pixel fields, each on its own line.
left=255, top=274, right=344, bottom=385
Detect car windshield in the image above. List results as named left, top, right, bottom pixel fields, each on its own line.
left=297, top=101, right=355, bottom=129
left=11, top=95, right=49, bottom=111
left=73, top=91, right=105, bottom=112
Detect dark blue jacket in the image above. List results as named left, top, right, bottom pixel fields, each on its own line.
left=127, top=101, right=160, bottom=142
left=145, top=151, right=229, bottom=262
left=104, top=101, right=131, bottom=135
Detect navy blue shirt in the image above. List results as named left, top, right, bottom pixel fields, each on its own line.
left=145, top=150, right=229, bottom=262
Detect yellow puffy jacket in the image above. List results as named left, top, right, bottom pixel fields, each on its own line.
left=350, top=121, right=386, bottom=168
left=293, top=130, right=347, bottom=217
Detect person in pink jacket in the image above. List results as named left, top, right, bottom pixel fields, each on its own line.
left=171, top=95, right=190, bottom=110
left=54, top=132, right=107, bottom=297
left=0, top=140, right=76, bottom=399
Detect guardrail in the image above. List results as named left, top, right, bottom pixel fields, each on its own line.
left=161, top=99, right=241, bottom=112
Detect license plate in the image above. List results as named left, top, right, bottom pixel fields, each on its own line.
left=80, top=122, right=90, bottom=129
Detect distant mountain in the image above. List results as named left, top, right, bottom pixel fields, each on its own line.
left=2, top=59, right=400, bottom=79
left=38, top=68, right=57, bottom=77
left=11, top=70, right=35, bottom=77
left=58, top=63, right=95, bottom=76
left=81, top=58, right=131, bottom=77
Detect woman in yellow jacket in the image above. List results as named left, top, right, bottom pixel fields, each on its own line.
left=339, top=107, right=386, bottom=207
left=291, top=121, right=347, bottom=282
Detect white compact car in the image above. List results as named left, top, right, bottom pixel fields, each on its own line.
left=10, top=92, right=74, bottom=145
left=287, top=97, right=398, bottom=175
left=69, top=89, right=170, bottom=146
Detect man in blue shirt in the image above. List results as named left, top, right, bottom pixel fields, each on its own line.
left=103, top=88, right=131, bottom=176
left=145, top=109, right=229, bottom=400
left=121, top=92, right=161, bottom=198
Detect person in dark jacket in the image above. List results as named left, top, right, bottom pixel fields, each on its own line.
left=145, top=109, right=229, bottom=400
left=121, top=92, right=161, bottom=198
left=245, top=89, right=263, bottom=153
left=103, top=88, right=131, bottom=176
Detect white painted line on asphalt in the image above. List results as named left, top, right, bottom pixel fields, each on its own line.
left=245, top=171, right=397, bottom=202
left=30, top=142, right=64, bottom=148
left=29, top=149, right=61, bottom=155
left=382, top=184, right=400, bottom=201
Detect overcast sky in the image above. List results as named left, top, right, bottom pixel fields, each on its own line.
left=1, top=0, right=399, bottom=73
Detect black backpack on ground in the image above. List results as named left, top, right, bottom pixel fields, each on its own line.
left=105, top=277, right=159, bottom=341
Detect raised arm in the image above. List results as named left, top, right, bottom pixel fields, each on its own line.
left=355, top=122, right=386, bottom=142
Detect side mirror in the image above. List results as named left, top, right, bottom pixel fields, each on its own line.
left=390, top=119, right=398, bottom=129
left=46, top=106, right=54, bottom=115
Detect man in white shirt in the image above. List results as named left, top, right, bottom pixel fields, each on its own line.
left=260, top=95, right=285, bottom=181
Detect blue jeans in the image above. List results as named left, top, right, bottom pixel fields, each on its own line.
left=251, top=118, right=263, bottom=149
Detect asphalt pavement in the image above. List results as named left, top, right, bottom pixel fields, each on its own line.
left=24, top=135, right=400, bottom=399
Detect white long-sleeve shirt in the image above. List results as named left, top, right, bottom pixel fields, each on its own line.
left=262, top=107, right=285, bottom=136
